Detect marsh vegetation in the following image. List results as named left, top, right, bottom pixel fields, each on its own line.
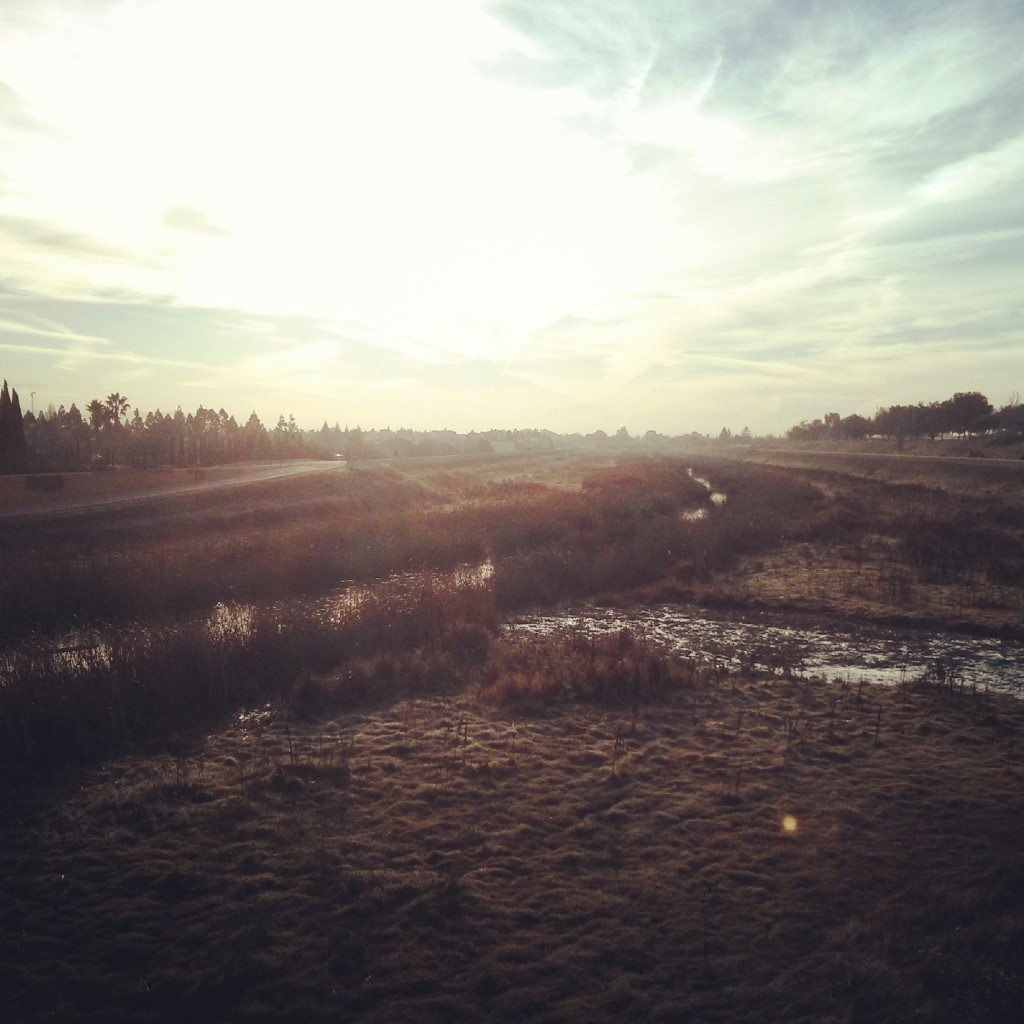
left=2, top=448, right=1023, bottom=1021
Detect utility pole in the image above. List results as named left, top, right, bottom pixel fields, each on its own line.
left=18, top=384, right=48, bottom=415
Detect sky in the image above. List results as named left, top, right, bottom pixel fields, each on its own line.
left=1, top=0, right=1022, bottom=436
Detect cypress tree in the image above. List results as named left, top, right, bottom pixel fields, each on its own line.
left=0, top=380, right=29, bottom=473
left=10, top=386, right=28, bottom=472
left=0, top=379, right=12, bottom=474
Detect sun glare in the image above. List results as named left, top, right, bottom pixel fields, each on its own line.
left=3, top=0, right=680, bottom=369
left=782, top=815, right=799, bottom=833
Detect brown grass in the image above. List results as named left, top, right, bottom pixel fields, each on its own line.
left=685, top=458, right=1024, bottom=637
left=3, top=449, right=1024, bottom=1022
left=724, top=441, right=1024, bottom=500
left=2, top=652, right=1022, bottom=1023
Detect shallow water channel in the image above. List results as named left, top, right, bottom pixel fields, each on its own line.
left=6, top=556, right=1022, bottom=701
left=510, top=605, right=1024, bottom=698
left=0, top=563, right=496, bottom=680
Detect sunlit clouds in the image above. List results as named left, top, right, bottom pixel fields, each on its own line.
left=1, top=0, right=1022, bottom=432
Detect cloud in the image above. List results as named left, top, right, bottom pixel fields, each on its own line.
left=162, top=206, right=231, bottom=238
left=0, top=78, right=46, bottom=134
left=0, top=319, right=110, bottom=352
left=0, top=215, right=124, bottom=257
left=913, top=134, right=1024, bottom=206
left=1, top=1, right=1022, bottom=435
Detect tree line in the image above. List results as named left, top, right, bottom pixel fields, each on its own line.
left=786, top=391, right=1024, bottom=445
left=0, top=384, right=320, bottom=474
left=0, top=377, right=640, bottom=475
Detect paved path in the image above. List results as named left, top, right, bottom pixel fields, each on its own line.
left=0, top=460, right=347, bottom=522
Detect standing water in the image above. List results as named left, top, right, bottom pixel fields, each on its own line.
left=510, top=605, right=1024, bottom=697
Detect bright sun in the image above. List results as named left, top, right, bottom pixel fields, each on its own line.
left=10, top=0, right=673, bottom=362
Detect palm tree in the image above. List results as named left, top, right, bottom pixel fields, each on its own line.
left=105, top=392, right=130, bottom=427
left=86, top=398, right=108, bottom=431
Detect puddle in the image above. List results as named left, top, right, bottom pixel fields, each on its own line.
left=684, top=468, right=727, bottom=519
left=1, top=561, right=495, bottom=682
left=7, top=555, right=1021, bottom=702
left=237, top=703, right=274, bottom=727
left=510, top=605, right=1024, bottom=697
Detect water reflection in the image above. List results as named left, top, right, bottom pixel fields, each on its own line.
left=6, top=555, right=1021, bottom=702
left=510, top=605, right=1024, bottom=697
left=684, top=469, right=727, bottom=519
left=0, top=561, right=495, bottom=683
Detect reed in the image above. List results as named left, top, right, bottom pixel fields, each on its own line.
left=477, top=627, right=705, bottom=707
left=0, top=569, right=497, bottom=785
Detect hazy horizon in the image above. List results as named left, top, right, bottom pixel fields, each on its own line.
left=2, top=0, right=1022, bottom=436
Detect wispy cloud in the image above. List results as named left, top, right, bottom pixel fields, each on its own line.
left=0, top=313, right=113, bottom=347
left=0, top=77, right=46, bottom=134
left=0, top=215, right=126, bottom=257
left=162, top=206, right=231, bottom=238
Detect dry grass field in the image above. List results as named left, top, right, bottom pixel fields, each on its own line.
left=3, top=648, right=1022, bottom=1023
left=2, top=447, right=1023, bottom=1022
left=666, top=447, right=1024, bottom=639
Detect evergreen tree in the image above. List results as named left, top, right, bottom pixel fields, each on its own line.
left=0, top=380, right=27, bottom=473
left=10, top=386, right=28, bottom=472
left=0, top=379, right=12, bottom=473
